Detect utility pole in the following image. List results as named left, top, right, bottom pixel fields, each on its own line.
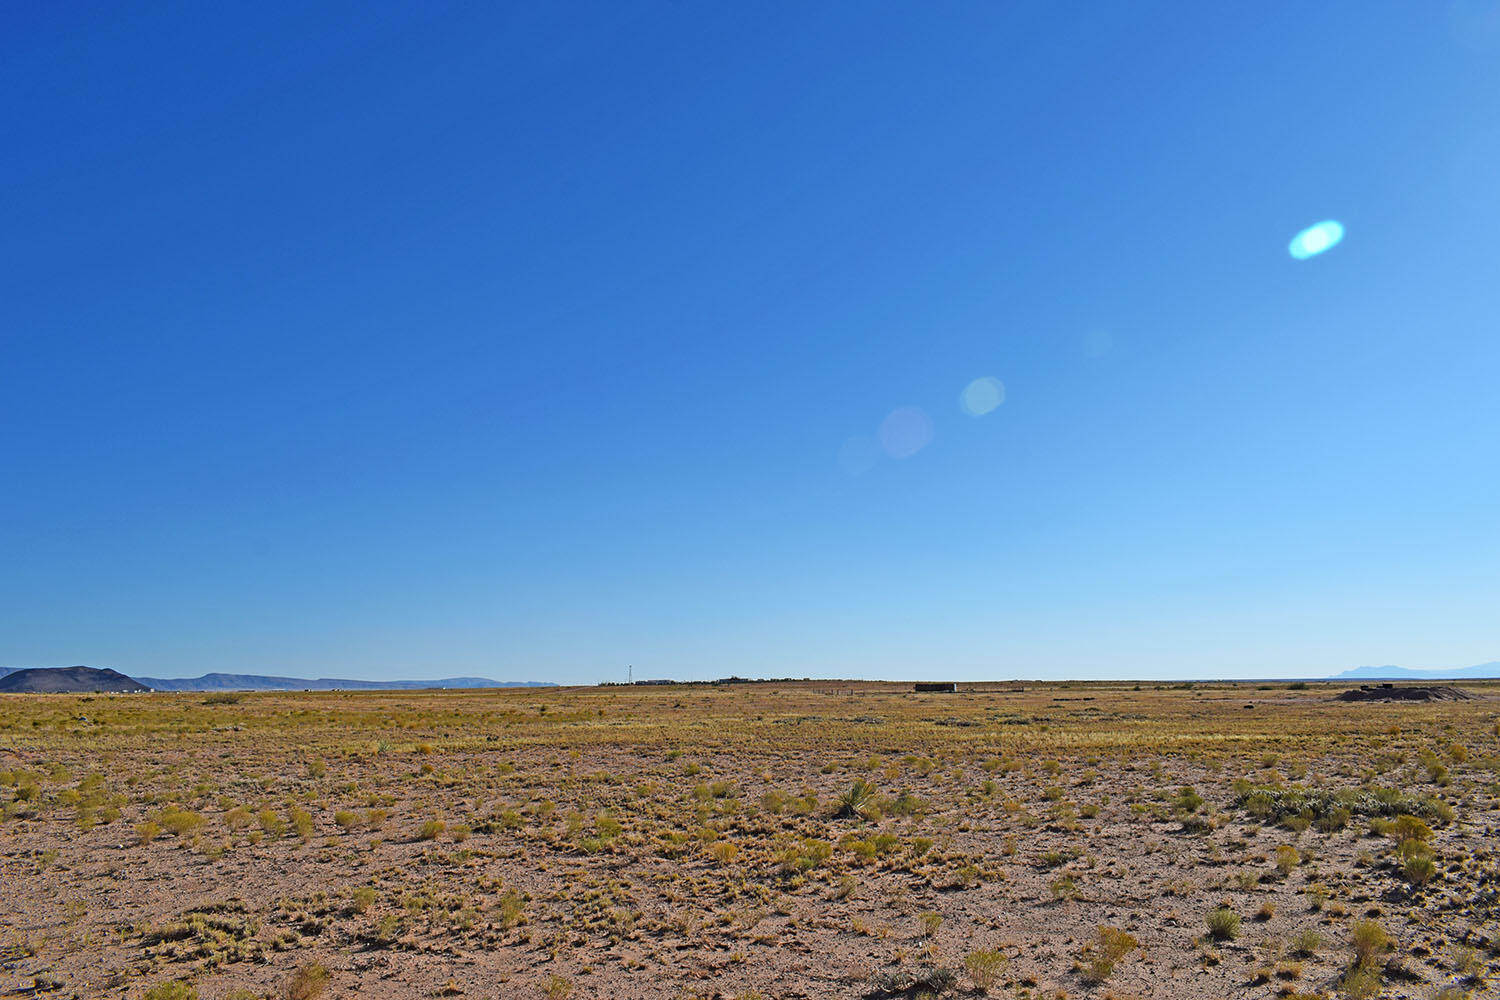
left=628, top=664, right=633, bottom=685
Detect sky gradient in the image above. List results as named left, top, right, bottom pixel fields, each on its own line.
left=4, top=3, right=1499, bottom=683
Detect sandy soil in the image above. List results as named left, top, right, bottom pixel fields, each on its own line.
left=1, top=681, right=1497, bottom=999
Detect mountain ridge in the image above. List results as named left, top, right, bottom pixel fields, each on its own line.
left=0, top=666, right=554, bottom=692
left=136, top=672, right=554, bottom=691
left=1329, top=661, right=1500, bottom=681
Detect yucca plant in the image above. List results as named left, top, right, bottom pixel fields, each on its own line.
left=836, top=779, right=878, bottom=820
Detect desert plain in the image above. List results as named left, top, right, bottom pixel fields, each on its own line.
left=2, top=681, right=1497, bottom=1000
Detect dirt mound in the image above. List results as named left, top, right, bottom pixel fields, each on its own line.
left=1335, top=684, right=1474, bottom=703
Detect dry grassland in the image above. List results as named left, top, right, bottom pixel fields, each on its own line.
left=2, top=681, right=1498, bottom=1000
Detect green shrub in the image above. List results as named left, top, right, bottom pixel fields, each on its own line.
left=963, top=948, right=1007, bottom=991
left=286, top=962, right=329, bottom=1000
left=1403, top=853, right=1437, bottom=885
left=1206, top=906, right=1241, bottom=941
left=1082, top=925, right=1137, bottom=982
left=1350, top=919, right=1390, bottom=968
left=159, top=809, right=205, bottom=838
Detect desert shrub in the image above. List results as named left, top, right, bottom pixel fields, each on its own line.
left=373, top=914, right=401, bottom=942
left=871, top=966, right=957, bottom=995
left=159, top=809, right=205, bottom=838
left=289, top=808, right=314, bottom=842
left=143, top=981, right=198, bottom=1000
left=1275, top=844, right=1300, bottom=875
left=286, top=962, right=329, bottom=1000
left=890, top=790, right=925, bottom=816
left=137, top=820, right=162, bottom=845
left=777, top=838, right=833, bottom=874
left=1047, top=874, right=1078, bottom=900
left=1350, top=919, right=1390, bottom=968
left=1206, top=906, right=1240, bottom=940
left=914, top=966, right=957, bottom=992
left=1403, top=853, right=1437, bottom=885
left=542, top=974, right=572, bottom=1000
left=417, top=820, right=446, bottom=841
left=1341, top=964, right=1381, bottom=999
left=1314, top=806, right=1350, bottom=832
left=836, top=780, right=879, bottom=821
left=963, top=948, right=1007, bottom=991
left=1449, top=943, right=1481, bottom=976
left=1174, top=786, right=1205, bottom=813
left=1081, top=925, right=1137, bottom=982
left=1234, top=785, right=1450, bottom=826
left=497, top=888, right=526, bottom=928
left=333, top=810, right=360, bottom=830
left=918, top=911, right=943, bottom=937
left=258, top=810, right=285, bottom=838
left=1291, top=928, right=1322, bottom=956
left=351, top=887, right=377, bottom=913
left=1390, top=814, right=1433, bottom=843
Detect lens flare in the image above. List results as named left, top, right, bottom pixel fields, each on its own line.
left=1288, top=220, right=1344, bottom=260
left=878, top=406, right=934, bottom=459
left=960, top=377, right=1005, bottom=416
left=836, top=435, right=881, bottom=476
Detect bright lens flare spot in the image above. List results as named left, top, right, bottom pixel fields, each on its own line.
left=878, top=406, right=934, bottom=459
left=1288, top=220, right=1345, bottom=260
left=960, top=377, right=1005, bottom=416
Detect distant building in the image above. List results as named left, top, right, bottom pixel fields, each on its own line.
left=914, top=682, right=957, bottom=693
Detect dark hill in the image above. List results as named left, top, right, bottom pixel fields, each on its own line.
left=0, top=666, right=149, bottom=693
left=1335, top=684, right=1475, bottom=703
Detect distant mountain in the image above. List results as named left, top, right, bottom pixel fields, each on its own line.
left=0, top=666, right=149, bottom=693
left=133, top=672, right=554, bottom=692
left=1331, top=662, right=1500, bottom=681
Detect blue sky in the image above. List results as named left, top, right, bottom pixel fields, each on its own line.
left=4, top=3, right=1498, bottom=682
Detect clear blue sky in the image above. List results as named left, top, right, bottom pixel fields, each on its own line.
left=4, top=3, right=1498, bottom=682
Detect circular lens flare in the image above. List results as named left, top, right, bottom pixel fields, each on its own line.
left=1288, top=220, right=1345, bottom=260
left=960, top=377, right=1005, bottom=416
left=878, top=407, right=934, bottom=459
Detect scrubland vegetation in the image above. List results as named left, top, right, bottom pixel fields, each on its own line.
left=2, top=681, right=1498, bottom=999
